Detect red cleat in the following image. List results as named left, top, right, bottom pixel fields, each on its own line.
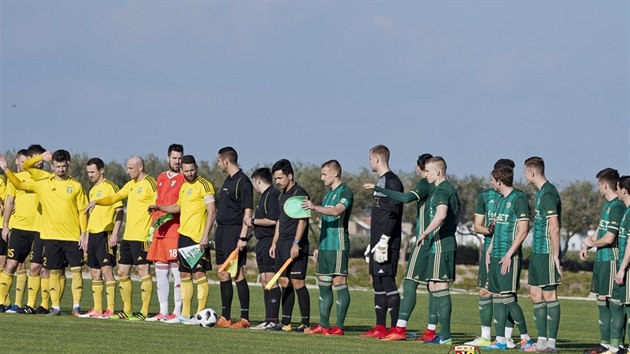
left=359, top=325, right=387, bottom=338
left=417, top=329, right=436, bottom=342
left=325, top=326, right=344, bottom=336
left=305, top=324, right=330, bottom=334
left=380, top=326, right=406, bottom=341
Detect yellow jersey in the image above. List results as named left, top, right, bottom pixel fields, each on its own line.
left=106, top=176, right=157, bottom=242
left=177, top=177, right=215, bottom=243
left=5, top=171, right=43, bottom=232
left=88, top=179, right=123, bottom=233
left=0, top=175, right=5, bottom=227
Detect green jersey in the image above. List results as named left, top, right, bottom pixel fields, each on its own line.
left=490, top=188, right=530, bottom=259
left=475, top=188, right=501, bottom=254
left=428, top=180, right=460, bottom=254
left=595, top=198, right=626, bottom=261
left=616, top=206, right=630, bottom=267
left=531, top=181, right=562, bottom=254
left=318, top=183, right=354, bottom=251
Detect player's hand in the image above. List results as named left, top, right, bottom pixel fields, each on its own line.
left=486, top=221, right=495, bottom=235
left=499, top=255, right=511, bottom=275
left=364, top=244, right=371, bottom=264
left=362, top=183, right=375, bottom=190
left=1, top=228, right=10, bottom=242
left=371, top=234, right=389, bottom=263
left=290, top=243, right=300, bottom=259
left=416, top=232, right=427, bottom=247
left=0, top=155, right=8, bottom=171
left=312, top=248, right=319, bottom=262
left=200, top=235, right=209, bottom=249
left=41, top=151, right=53, bottom=162
left=244, top=218, right=253, bottom=227
left=269, top=243, right=276, bottom=259
left=108, top=235, right=118, bottom=248
left=615, top=270, right=625, bottom=285
left=302, top=200, right=315, bottom=210
left=583, top=238, right=594, bottom=248
left=147, top=205, right=160, bottom=213
left=79, top=233, right=88, bottom=251
left=553, top=256, right=563, bottom=277
left=237, top=239, right=247, bottom=251
left=85, top=201, right=97, bottom=214
left=579, top=246, right=589, bottom=261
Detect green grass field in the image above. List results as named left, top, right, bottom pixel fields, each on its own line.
left=0, top=281, right=602, bottom=353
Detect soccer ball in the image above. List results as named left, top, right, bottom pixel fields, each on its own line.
left=196, top=308, right=218, bottom=327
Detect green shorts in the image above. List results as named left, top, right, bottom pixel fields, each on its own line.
left=404, top=240, right=430, bottom=284
left=488, top=256, right=522, bottom=294
left=591, top=260, right=616, bottom=297
left=316, top=250, right=348, bottom=276
left=425, top=251, right=456, bottom=282
left=528, top=253, right=561, bottom=288
left=612, top=281, right=628, bottom=303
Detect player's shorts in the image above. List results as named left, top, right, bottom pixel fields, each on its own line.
left=177, top=234, right=212, bottom=273
left=426, top=251, right=456, bottom=282
left=215, top=224, right=246, bottom=266
left=477, top=245, right=492, bottom=290
left=591, top=260, right=615, bottom=297
left=86, top=232, right=117, bottom=269
left=316, top=250, right=348, bottom=276
left=275, top=238, right=309, bottom=280
left=528, top=253, right=561, bottom=288
left=404, top=240, right=430, bottom=284
left=369, top=248, right=400, bottom=277
left=31, top=232, right=44, bottom=264
left=7, top=228, right=37, bottom=263
left=0, top=229, right=6, bottom=256
left=118, top=240, right=150, bottom=266
left=488, top=256, right=522, bottom=294
left=255, top=237, right=275, bottom=273
left=147, top=236, right=179, bottom=263
left=42, top=239, right=84, bottom=270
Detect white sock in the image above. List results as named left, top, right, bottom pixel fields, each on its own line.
left=155, top=263, right=170, bottom=315
left=170, top=262, right=182, bottom=316
left=505, top=327, right=513, bottom=340
left=481, top=326, right=491, bottom=340
left=547, top=338, right=556, bottom=349
left=396, top=319, right=407, bottom=328
left=427, top=324, right=436, bottom=330
left=496, top=336, right=506, bottom=344
left=520, top=334, right=530, bottom=340
left=537, top=337, right=547, bottom=347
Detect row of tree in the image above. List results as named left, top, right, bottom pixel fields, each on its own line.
left=2, top=150, right=604, bottom=258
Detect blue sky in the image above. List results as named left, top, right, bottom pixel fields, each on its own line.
left=1, top=1, right=627, bottom=183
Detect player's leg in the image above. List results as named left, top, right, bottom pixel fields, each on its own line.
left=60, top=240, right=85, bottom=316
left=169, top=260, right=182, bottom=317
left=0, top=229, right=32, bottom=311
left=83, top=232, right=103, bottom=317
left=465, top=252, right=493, bottom=346
left=253, top=237, right=277, bottom=329
left=115, top=240, right=134, bottom=318
left=154, top=261, right=171, bottom=318
left=276, top=240, right=294, bottom=330
left=215, top=225, right=235, bottom=326
left=193, top=246, right=211, bottom=317
left=231, top=240, right=250, bottom=328
left=135, top=241, right=152, bottom=320
left=12, top=263, right=26, bottom=312
left=42, top=240, right=63, bottom=315
left=100, top=234, right=117, bottom=318
left=290, top=242, right=310, bottom=332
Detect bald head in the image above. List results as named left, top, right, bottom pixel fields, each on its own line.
left=126, top=155, right=145, bottom=180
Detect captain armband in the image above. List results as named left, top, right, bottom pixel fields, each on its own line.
left=204, top=195, right=215, bottom=204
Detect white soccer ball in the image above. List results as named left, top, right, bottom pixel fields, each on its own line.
left=196, top=308, right=218, bottom=327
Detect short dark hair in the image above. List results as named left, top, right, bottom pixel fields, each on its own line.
left=321, top=160, right=342, bottom=177
left=251, top=167, right=273, bottom=184
left=618, top=176, right=630, bottom=194
left=417, top=153, right=433, bottom=170
left=597, top=168, right=620, bottom=190
left=370, top=144, right=390, bottom=163
left=52, top=149, right=71, bottom=163
left=218, top=146, right=238, bottom=164
left=182, top=155, right=197, bottom=167
left=492, top=165, right=514, bottom=187
left=16, top=149, right=28, bottom=158
left=524, top=156, right=545, bottom=174
left=427, top=156, right=447, bottom=173
left=168, top=144, right=184, bottom=156
left=494, top=158, right=515, bottom=169
left=87, top=157, right=105, bottom=170
left=272, top=159, right=294, bottom=176
left=27, top=144, right=45, bottom=157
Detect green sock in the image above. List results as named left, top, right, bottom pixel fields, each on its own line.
left=546, top=300, right=561, bottom=340
left=598, top=299, right=612, bottom=345
left=333, top=284, right=350, bottom=329
left=428, top=287, right=438, bottom=326
left=610, top=299, right=624, bottom=349
left=480, top=295, right=493, bottom=327
left=318, top=280, right=333, bottom=328
left=399, top=279, right=418, bottom=322
left=533, top=302, right=548, bottom=339
left=433, top=289, right=452, bottom=339
left=493, top=296, right=507, bottom=337
left=503, top=294, right=528, bottom=335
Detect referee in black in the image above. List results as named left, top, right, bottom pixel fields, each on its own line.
left=214, top=146, right=254, bottom=329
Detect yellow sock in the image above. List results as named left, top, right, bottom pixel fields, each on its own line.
left=59, top=274, right=66, bottom=301
left=40, top=277, right=50, bottom=309
left=70, top=267, right=82, bottom=307
left=106, top=281, right=116, bottom=312
left=49, top=270, right=61, bottom=308
left=15, top=270, right=27, bottom=307
left=27, top=275, right=41, bottom=308
left=92, top=280, right=104, bottom=313
left=181, top=277, right=193, bottom=318
left=0, top=271, right=13, bottom=306
left=196, top=276, right=208, bottom=315
left=119, top=276, right=132, bottom=314
left=140, top=275, right=153, bottom=317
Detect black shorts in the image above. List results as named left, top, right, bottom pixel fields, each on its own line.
left=31, top=232, right=44, bottom=264
left=256, top=237, right=275, bottom=273
left=118, top=240, right=150, bottom=266
left=369, top=249, right=400, bottom=277
left=178, top=234, right=212, bottom=273
left=0, top=229, right=6, bottom=256
left=7, top=228, right=37, bottom=263
left=275, top=239, right=308, bottom=280
left=86, top=232, right=117, bottom=269
left=215, top=224, right=246, bottom=266
left=42, top=239, right=84, bottom=270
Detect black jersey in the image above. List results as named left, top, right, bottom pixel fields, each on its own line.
left=216, top=169, right=254, bottom=225
left=370, top=171, right=403, bottom=250
left=278, top=183, right=310, bottom=242
left=253, top=186, right=280, bottom=239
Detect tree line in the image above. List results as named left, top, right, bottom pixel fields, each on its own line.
left=2, top=150, right=603, bottom=258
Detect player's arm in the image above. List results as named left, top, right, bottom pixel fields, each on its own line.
left=109, top=207, right=124, bottom=247
left=2, top=195, right=15, bottom=241
left=200, top=195, right=217, bottom=249
left=303, top=200, right=347, bottom=217
left=269, top=222, right=280, bottom=258
left=250, top=218, right=277, bottom=227
left=585, top=231, right=617, bottom=248
left=364, top=178, right=428, bottom=204
left=548, top=214, right=561, bottom=260
left=238, top=179, right=254, bottom=246
left=149, top=204, right=181, bottom=214
left=86, top=187, right=129, bottom=213
left=290, top=218, right=308, bottom=259
left=22, top=153, right=51, bottom=180
left=418, top=204, right=448, bottom=242
left=473, top=214, right=492, bottom=235
left=505, top=219, right=530, bottom=258
left=238, top=208, right=253, bottom=245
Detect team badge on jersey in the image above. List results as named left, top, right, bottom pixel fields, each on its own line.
left=506, top=202, right=511, bottom=208
left=97, top=191, right=102, bottom=198
left=137, top=187, right=143, bottom=194
left=67, top=186, right=73, bottom=194
left=171, top=180, right=177, bottom=187
left=187, top=188, right=193, bottom=196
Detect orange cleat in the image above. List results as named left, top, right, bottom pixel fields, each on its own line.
left=380, top=326, right=406, bottom=341
left=216, top=316, right=232, bottom=328
left=359, top=325, right=387, bottom=338
left=230, top=318, right=251, bottom=329
left=325, top=326, right=344, bottom=336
